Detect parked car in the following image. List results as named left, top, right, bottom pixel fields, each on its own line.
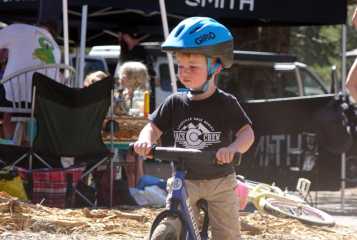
left=76, top=44, right=329, bottom=105
left=69, top=55, right=109, bottom=86
left=88, top=45, right=120, bottom=76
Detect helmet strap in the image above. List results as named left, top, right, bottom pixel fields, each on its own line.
left=207, top=58, right=221, bottom=77
left=189, top=57, right=221, bottom=96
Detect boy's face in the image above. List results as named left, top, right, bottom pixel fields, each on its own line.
left=176, top=52, right=208, bottom=90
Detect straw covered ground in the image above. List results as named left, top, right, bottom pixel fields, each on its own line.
left=0, top=192, right=356, bottom=240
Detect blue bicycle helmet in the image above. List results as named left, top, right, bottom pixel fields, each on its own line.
left=162, top=17, right=234, bottom=68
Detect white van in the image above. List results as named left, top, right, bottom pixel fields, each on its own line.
left=89, top=46, right=120, bottom=76
left=69, top=55, right=109, bottom=84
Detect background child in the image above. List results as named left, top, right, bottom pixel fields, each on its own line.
left=116, top=61, right=150, bottom=115
left=83, top=71, right=108, bottom=87
left=116, top=61, right=150, bottom=187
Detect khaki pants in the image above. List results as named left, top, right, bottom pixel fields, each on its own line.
left=156, top=173, right=240, bottom=240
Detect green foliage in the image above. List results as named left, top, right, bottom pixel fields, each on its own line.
left=289, top=5, right=357, bottom=84
left=289, top=25, right=340, bottom=82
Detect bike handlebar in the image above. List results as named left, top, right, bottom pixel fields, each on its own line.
left=128, top=143, right=241, bottom=165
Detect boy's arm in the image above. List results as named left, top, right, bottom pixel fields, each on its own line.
left=346, top=7, right=357, bottom=101
left=353, top=7, right=357, bottom=29
left=133, top=122, right=162, bottom=157
left=216, top=124, right=255, bottom=164
left=346, top=58, right=357, bottom=102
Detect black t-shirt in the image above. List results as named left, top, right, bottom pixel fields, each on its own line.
left=150, top=89, right=252, bottom=180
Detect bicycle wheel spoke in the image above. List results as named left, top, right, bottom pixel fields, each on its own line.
left=264, top=199, right=335, bottom=226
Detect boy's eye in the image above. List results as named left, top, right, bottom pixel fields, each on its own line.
left=178, top=65, right=200, bottom=72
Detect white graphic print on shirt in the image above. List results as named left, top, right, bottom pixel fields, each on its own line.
left=174, top=117, right=222, bottom=149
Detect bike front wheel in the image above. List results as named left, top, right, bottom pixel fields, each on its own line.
left=262, top=198, right=335, bottom=226
left=149, top=210, right=187, bottom=240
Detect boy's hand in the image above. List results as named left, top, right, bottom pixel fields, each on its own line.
left=133, top=141, right=153, bottom=158
left=216, top=147, right=236, bottom=165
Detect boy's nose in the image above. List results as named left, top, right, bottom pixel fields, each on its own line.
left=179, top=70, right=190, bottom=79
left=180, top=66, right=191, bottom=75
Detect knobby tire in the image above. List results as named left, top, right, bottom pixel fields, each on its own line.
left=149, top=209, right=187, bottom=240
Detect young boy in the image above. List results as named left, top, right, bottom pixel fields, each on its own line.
left=133, top=17, right=254, bottom=239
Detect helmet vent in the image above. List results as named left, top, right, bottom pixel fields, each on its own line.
left=175, top=25, right=185, bottom=37
left=189, top=24, right=204, bottom=34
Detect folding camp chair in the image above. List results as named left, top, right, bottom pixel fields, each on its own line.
left=0, top=72, right=116, bottom=207
left=0, top=64, right=76, bottom=145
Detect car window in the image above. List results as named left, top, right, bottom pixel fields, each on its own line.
left=274, top=70, right=299, bottom=97
left=159, top=63, right=180, bottom=91
left=72, top=58, right=107, bottom=77
left=217, top=64, right=299, bottom=100
left=300, top=68, right=326, bottom=95
left=106, top=58, right=118, bottom=77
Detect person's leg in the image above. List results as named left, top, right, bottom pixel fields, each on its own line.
left=0, top=85, right=15, bottom=139
left=0, top=115, right=2, bottom=138
left=124, top=152, right=137, bottom=188
left=2, top=112, right=15, bottom=139
left=135, top=157, right=144, bottom=185
left=205, top=174, right=241, bottom=240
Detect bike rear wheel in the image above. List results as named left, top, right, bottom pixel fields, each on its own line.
left=262, top=198, right=335, bottom=226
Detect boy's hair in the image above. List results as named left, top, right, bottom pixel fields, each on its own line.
left=84, top=71, right=108, bottom=87
left=118, top=61, right=149, bottom=89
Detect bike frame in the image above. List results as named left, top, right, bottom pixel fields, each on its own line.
left=129, top=145, right=228, bottom=239
left=167, top=166, right=206, bottom=240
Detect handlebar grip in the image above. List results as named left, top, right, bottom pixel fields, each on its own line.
left=128, top=143, right=135, bottom=155
left=127, top=142, right=155, bottom=156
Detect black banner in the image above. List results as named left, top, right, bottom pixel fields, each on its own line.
left=240, top=95, right=351, bottom=190
left=0, top=0, right=347, bottom=45
left=0, top=0, right=347, bottom=26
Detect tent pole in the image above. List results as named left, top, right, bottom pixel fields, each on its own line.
left=78, top=5, right=88, bottom=88
left=159, top=0, right=177, bottom=93
left=341, top=24, right=347, bottom=211
left=342, top=24, right=347, bottom=92
left=62, top=0, right=70, bottom=82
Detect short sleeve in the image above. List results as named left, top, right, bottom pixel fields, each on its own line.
left=229, top=96, right=252, bottom=133
left=149, top=94, right=174, bottom=132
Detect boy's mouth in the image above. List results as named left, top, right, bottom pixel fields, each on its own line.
left=181, top=78, right=191, bottom=84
